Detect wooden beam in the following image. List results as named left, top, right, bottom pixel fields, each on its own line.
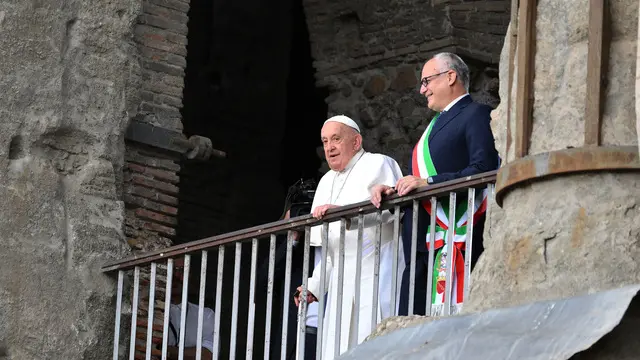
left=506, top=0, right=519, bottom=161
left=584, top=0, right=606, bottom=146
left=514, top=0, right=536, bottom=159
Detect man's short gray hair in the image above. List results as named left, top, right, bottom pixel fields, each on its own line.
left=432, top=52, right=470, bottom=91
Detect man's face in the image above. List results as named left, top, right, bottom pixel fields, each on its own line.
left=420, top=58, right=453, bottom=112
left=321, top=122, right=361, bottom=172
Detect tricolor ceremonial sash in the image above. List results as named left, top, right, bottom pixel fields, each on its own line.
left=411, top=113, right=488, bottom=312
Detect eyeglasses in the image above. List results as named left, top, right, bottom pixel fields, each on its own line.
left=420, top=71, right=449, bottom=87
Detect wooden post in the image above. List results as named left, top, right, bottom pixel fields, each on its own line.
left=514, top=0, right=536, bottom=159
left=506, top=0, right=519, bottom=160
left=584, top=0, right=606, bottom=146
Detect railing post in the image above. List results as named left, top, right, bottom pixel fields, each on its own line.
left=246, top=238, right=259, bottom=360
left=161, top=259, right=174, bottom=360
left=443, top=193, right=456, bottom=315
left=129, top=266, right=141, bottom=360
left=178, top=255, right=191, bottom=360
left=333, top=219, right=347, bottom=358
left=427, top=197, right=437, bottom=316
left=264, top=235, right=276, bottom=359
left=353, top=214, right=364, bottom=345
left=112, top=270, right=124, bottom=360
left=213, top=247, right=224, bottom=359
left=371, top=211, right=382, bottom=332
left=145, top=263, right=157, bottom=360
left=409, top=200, right=419, bottom=315
left=391, top=206, right=401, bottom=316
left=196, top=252, right=208, bottom=360
left=281, top=232, right=294, bottom=360
left=230, top=243, right=242, bottom=360
left=297, top=227, right=312, bottom=360
left=315, top=223, right=329, bottom=360
left=464, top=188, right=476, bottom=301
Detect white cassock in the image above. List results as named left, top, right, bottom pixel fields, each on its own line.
left=307, top=148, right=404, bottom=359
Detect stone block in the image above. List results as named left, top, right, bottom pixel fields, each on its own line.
left=363, top=74, right=388, bottom=98
left=136, top=24, right=188, bottom=47
left=127, top=173, right=179, bottom=195
left=142, top=2, right=189, bottom=24
left=139, top=45, right=187, bottom=68
left=138, top=14, right=188, bottom=36
left=390, top=65, right=418, bottom=90
left=142, top=75, right=184, bottom=97
left=146, top=0, right=190, bottom=13
left=126, top=162, right=180, bottom=184
left=135, top=207, right=178, bottom=226
left=143, top=59, right=185, bottom=77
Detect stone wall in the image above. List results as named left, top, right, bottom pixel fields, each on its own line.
left=0, top=0, right=141, bottom=358
left=468, top=0, right=640, bottom=314
left=303, top=0, right=509, bottom=172
left=637, top=1, right=640, bottom=156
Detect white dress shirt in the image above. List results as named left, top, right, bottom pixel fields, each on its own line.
left=167, top=302, right=215, bottom=353
left=443, top=93, right=469, bottom=112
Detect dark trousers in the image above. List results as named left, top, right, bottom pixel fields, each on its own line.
left=399, top=251, right=431, bottom=316
left=398, top=215, right=486, bottom=316
left=286, top=329, right=317, bottom=360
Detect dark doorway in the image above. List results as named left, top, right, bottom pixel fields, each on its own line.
left=176, top=0, right=327, bottom=358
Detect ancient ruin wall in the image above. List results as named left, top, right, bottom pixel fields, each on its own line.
left=0, top=1, right=141, bottom=358
left=468, top=0, right=640, bottom=313
left=303, top=0, right=509, bottom=172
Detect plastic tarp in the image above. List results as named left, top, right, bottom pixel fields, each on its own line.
left=337, top=285, right=640, bottom=360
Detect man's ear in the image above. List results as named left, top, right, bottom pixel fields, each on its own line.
left=448, top=70, right=457, bottom=86
left=354, top=133, right=363, bottom=150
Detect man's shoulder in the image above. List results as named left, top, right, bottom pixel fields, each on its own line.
left=187, top=301, right=215, bottom=316
left=318, top=170, right=335, bottom=185
left=463, top=100, right=493, bottom=118
left=362, top=152, right=399, bottom=167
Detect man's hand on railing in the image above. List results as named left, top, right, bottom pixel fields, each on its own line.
left=294, top=286, right=318, bottom=307
left=395, top=175, right=429, bottom=196
left=312, top=204, right=339, bottom=219
left=370, top=184, right=396, bottom=208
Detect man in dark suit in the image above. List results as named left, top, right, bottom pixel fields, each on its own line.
left=371, top=52, right=499, bottom=315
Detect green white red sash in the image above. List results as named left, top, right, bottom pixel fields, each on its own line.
left=411, top=113, right=488, bottom=309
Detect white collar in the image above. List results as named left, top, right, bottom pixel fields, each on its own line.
left=443, top=93, right=469, bottom=112
left=336, top=148, right=365, bottom=174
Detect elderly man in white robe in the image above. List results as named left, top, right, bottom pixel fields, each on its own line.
left=294, top=115, right=404, bottom=360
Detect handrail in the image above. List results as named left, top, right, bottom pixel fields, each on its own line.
left=102, top=170, right=497, bottom=273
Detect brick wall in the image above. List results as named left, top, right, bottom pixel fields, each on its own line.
left=125, top=0, right=191, bottom=357
left=133, top=263, right=169, bottom=359
left=135, top=0, right=190, bottom=131
left=124, top=146, right=180, bottom=252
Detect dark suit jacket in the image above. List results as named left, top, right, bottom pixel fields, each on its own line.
left=402, top=95, right=499, bottom=258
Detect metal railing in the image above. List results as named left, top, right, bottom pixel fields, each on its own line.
left=102, top=170, right=497, bottom=360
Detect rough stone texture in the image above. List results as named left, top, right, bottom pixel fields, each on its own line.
left=571, top=295, right=640, bottom=360
left=637, top=1, right=640, bottom=157
left=0, top=0, right=141, bottom=358
left=303, top=0, right=509, bottom=172
left=366, top=315, right=437, bottom=341
left=493, top=0, right=639, bottom=162
left=468, top=173, right=640, bottom=312
left=469, top=0, right=640, bottom=314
